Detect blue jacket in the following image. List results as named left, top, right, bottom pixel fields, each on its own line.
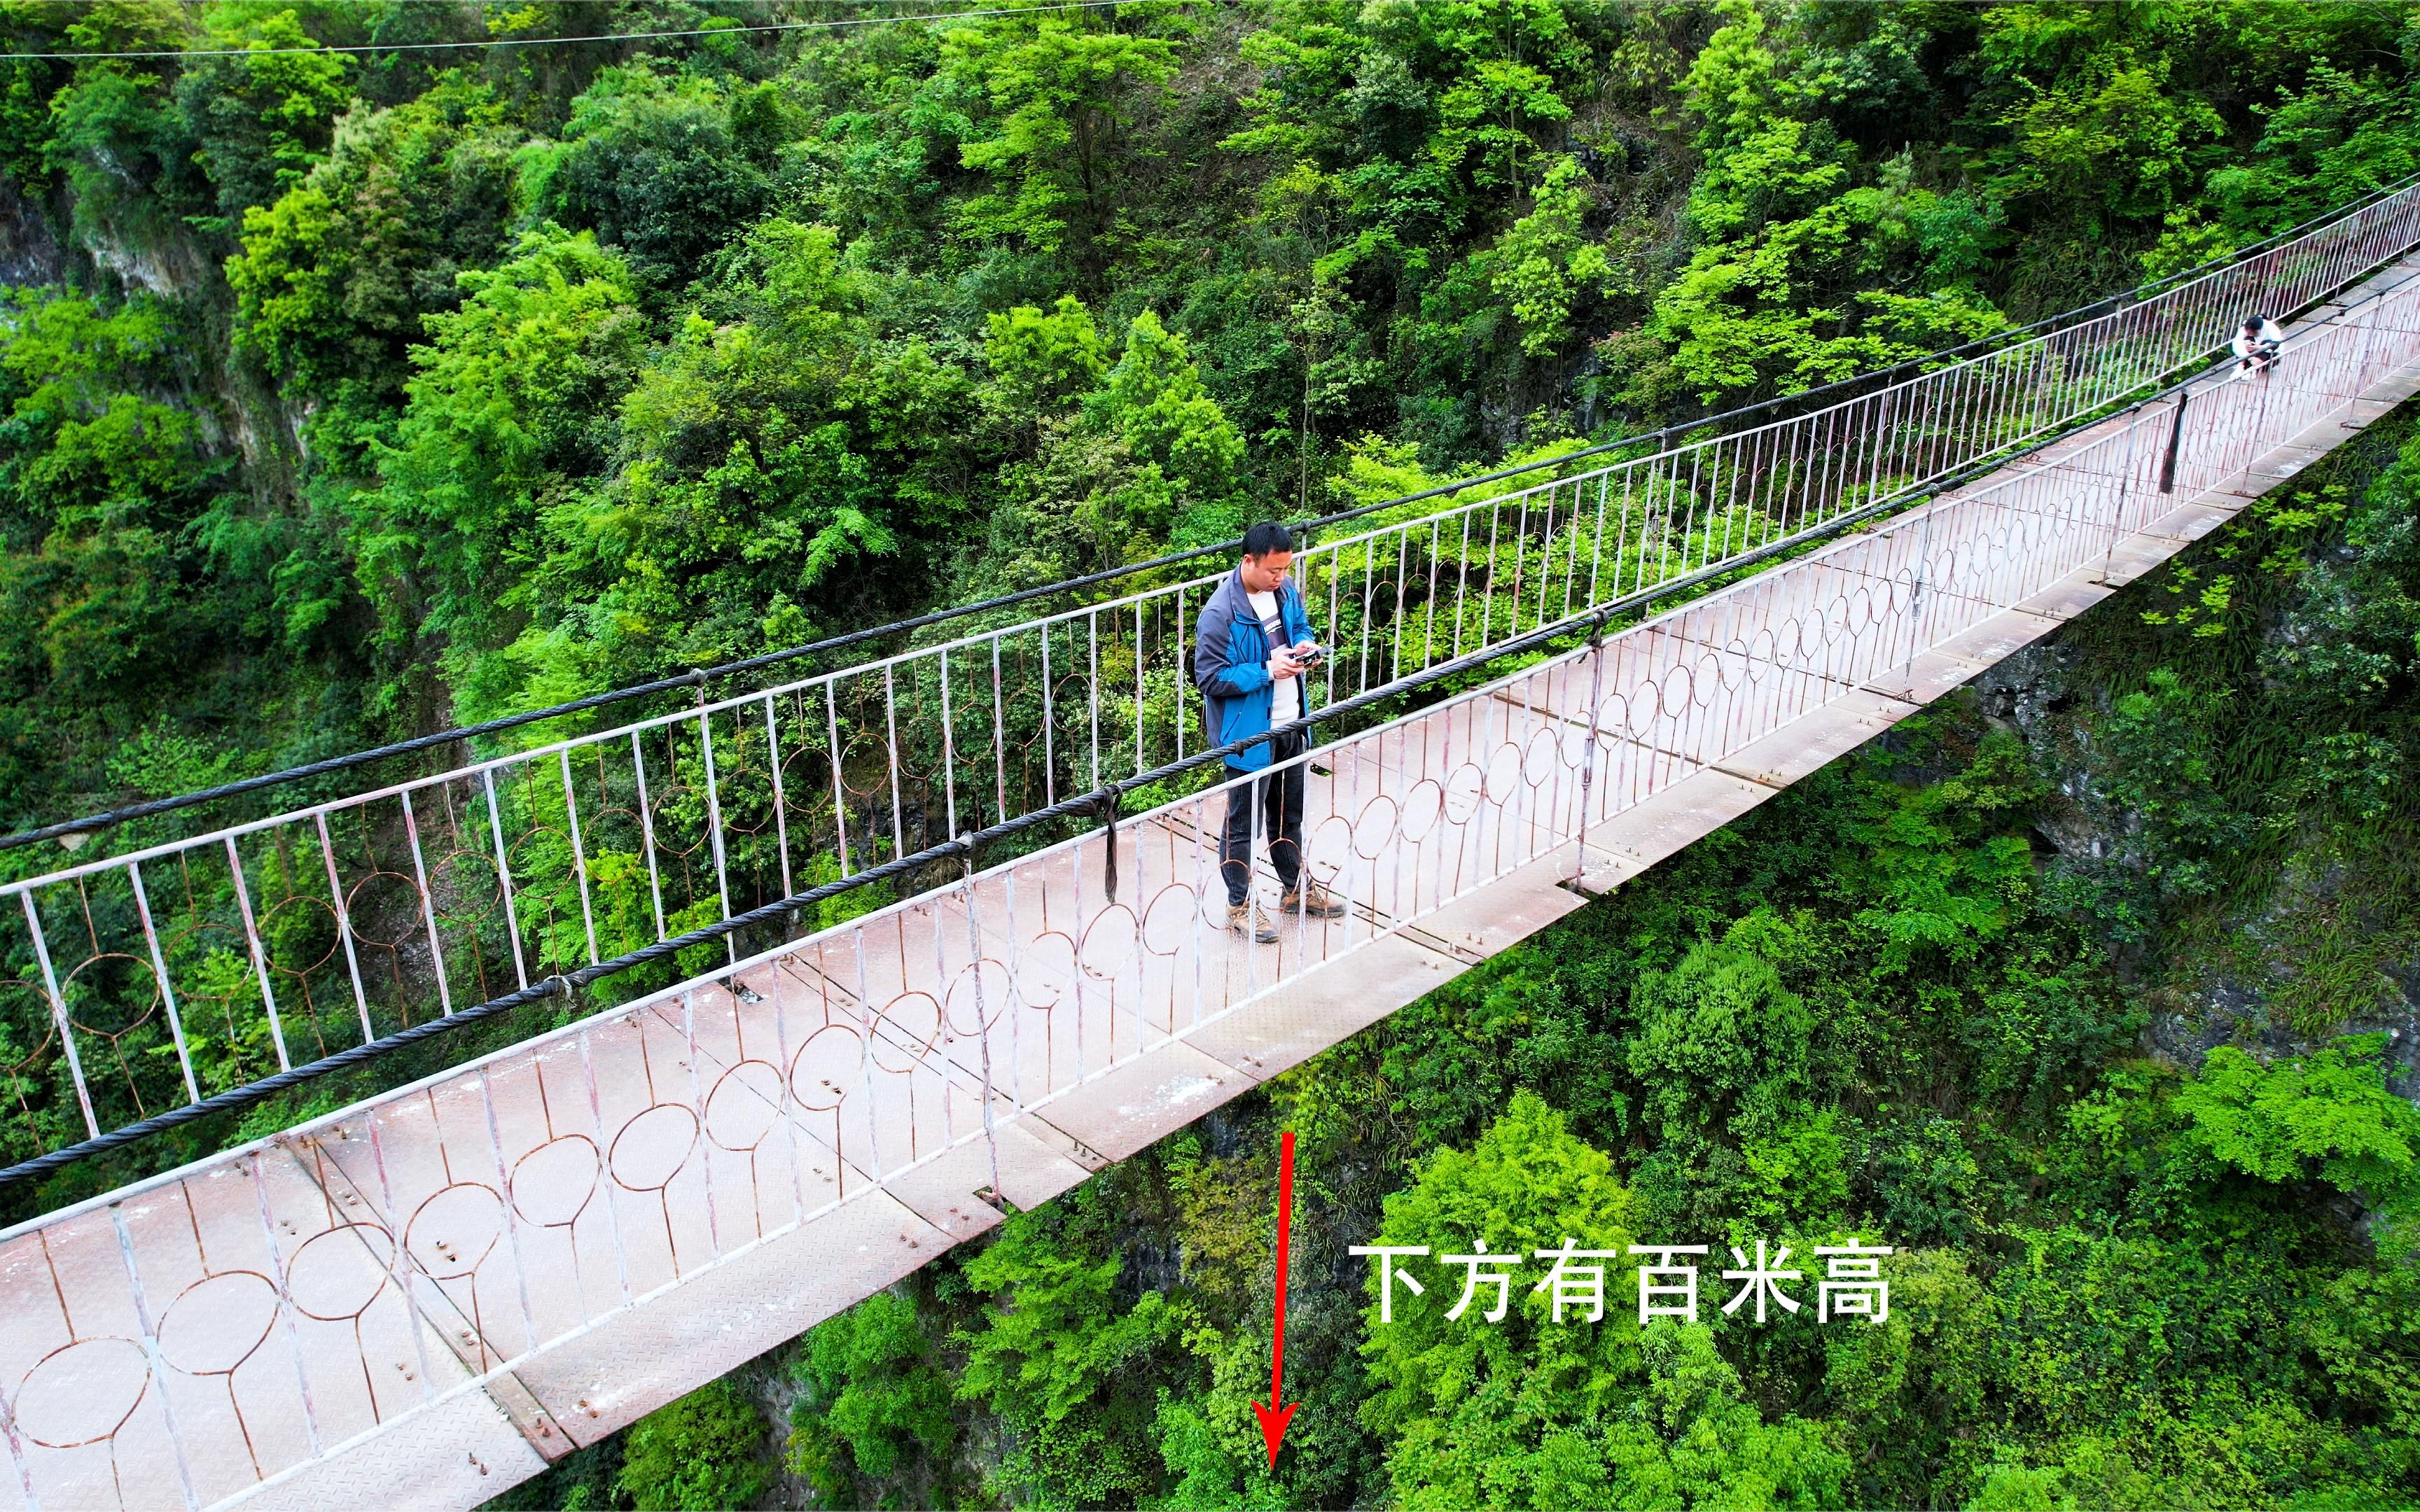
left=1192, top=568, right=1319, bottom=771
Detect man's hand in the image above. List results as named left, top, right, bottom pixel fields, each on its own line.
left=1267, top=646, right=1301, bottom=680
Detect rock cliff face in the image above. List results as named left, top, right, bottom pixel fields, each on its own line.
left=1972, top=580, right=2420, bottom=1098
left=6, top=170, right=306, bottom=498
left=0, top=179, right=62, bottom=288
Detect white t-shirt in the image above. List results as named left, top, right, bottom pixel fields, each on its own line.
left=1248, top=589, right=1301, bottom=727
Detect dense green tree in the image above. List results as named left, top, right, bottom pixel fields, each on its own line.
left=519, top=64, right=781, bottom=298
left=956, top=1185, right=1183, bottom=1506
left=0, top=286, right=236, bottom=808
left=942, top=3, right=1182, bottom=287
left=173, top=6, right=352, bottom=230
left=228, top=74, right=522, bottom=411
left=788, top=1289, right=958, bottom=1506
left=2177, top=1037, right=2420, bottom=1212
left=617, top=1378, right=772, bottom=1511
left=354, top=223, right=645, bottom=706
left=1358, top=1090, right=1643, bottom=1504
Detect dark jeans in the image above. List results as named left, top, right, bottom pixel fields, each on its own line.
left=1220, top=729, right=1307, bottom=906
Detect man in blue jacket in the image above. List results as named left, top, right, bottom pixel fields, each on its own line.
left=1192, top=522, right=1348, bottom=942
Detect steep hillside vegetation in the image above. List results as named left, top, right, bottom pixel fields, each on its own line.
left=6, top=5, right=2420, bottom=1507
left=5, top=0, right=2419, bottom=831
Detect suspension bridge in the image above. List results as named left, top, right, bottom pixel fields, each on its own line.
left=6, top=178, right=2420, bottom=1509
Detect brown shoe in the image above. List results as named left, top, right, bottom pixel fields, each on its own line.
left=1228, top=900, right=1279, bottom=943
left=1281, top=881, right=1346, bottom=918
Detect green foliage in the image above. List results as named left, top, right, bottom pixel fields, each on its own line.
left=1637, top=0, right=2017, bottom=406
left=1600, top=1323, right=1853, bottom=1511
left=955, top=1190, right=1180, bottom=1507
left=942, top=4, right=1181, bottom=281
left=616, top=1378, right=770, bottom=1512
left=519, top=64, right=777, bottom=296
left=1091, top=310, right=1243, bottom=502
left=959, top=1208, right=1176, bottom=1422
left=229, top=74, right=521, bottom=406
left=978, top=295, right=1249, bottom=574
left=1492, top=154, right=1635, bottom=357
left=2092, top=667, right=2266, bottom=902
left=41, top=11, right=212, bottom=254
left=1349, top=1090, right=1866, bottom=1509
left=10, top=8, right=2420, bottom=1505
left=1837, top=729, right=2044, bottom=972
left=985, top=295, right=1109, bottom=417
left=1627, top=916, right=1815, bottom=1145
left=173, top=6, right=352, bottom=227
left=0, top=284, right=236, bottom=809
left=1150, top=1322, right=1301, bottom=1511
left=357, top=223, right=643, bottom=686
left=788, top=1290, right=956, bottom=1504
left=2177, top=1038, right=2420, bottom=1212
left=1741, top=1109, right=1851, bottom=1231
left=1359, top=1090, right=1639, bottom=1446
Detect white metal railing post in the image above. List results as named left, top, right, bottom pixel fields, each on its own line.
left=19, top=891, right=97, bottom=1138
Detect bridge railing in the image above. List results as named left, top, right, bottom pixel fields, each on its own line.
left=5, top=181, right=2420, bottom=1178
left=4, top=248, right=2416, bottom=1512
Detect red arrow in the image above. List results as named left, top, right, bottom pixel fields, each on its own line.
left=1251, top=1129, right=1300, bottom=1468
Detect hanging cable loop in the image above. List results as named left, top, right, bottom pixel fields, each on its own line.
left=1094, top=786, right=1123, bottom=902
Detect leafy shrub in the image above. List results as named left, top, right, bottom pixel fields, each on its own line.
left=787, top=1291, right=955, bottom=1504
left=618, top=1379, right=770, bottom=1511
